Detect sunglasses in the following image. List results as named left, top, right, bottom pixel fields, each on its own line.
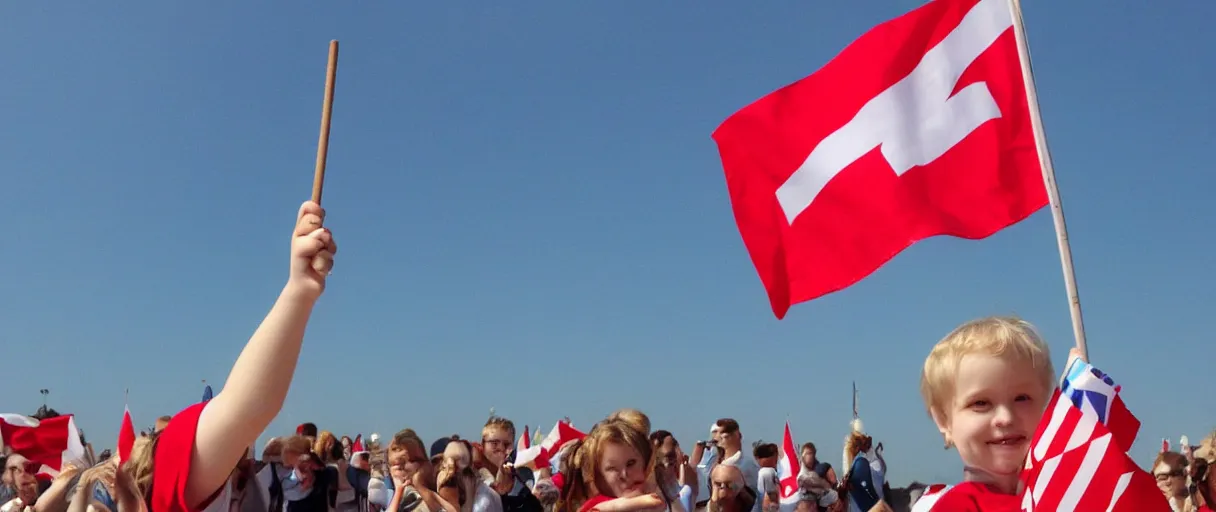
left=1155, top=469, right=1185, bottom=481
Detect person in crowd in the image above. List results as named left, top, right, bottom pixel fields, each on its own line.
left=795, top=470, right=837, bottom=512
left=1152, top=451, right=1193, bottom=511
left=385, top=429, right=453, bottom=512
left=712, top=420, right=759, bottom=512
left=691, top=425, right=721, bottom=507
left=912, top=316, right=1057, bottom=509
left=650, top=430, right=696, bottom=511
left=480, top=418, right=541, bottom=512
left=798, top=444, right=836, bottom=490
left=318, top=431, right=352, bottom=512
left=840, top=425, right=883, bottom=512
left=256, top=437, right=289, bottom=512
left=343, top=451, right=372, bottom=512
left=299, top=426, right=319, bottom=444
left=115, top=201, right=336, bottom=512
left=558, top=419, right=659, bottom=512
left=1193, top=431, right=1214, bottom=512
left=2, top=456, right=30, bottom=504
left=437, top=438, right=501, bottom=512
left=706, top=465, right=753, bottom=512
left=751, top=445, right=777, bottom=471
left=341, top=438, right=354, bottom=462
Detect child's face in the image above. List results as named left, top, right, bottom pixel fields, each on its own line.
left=598, top=441, right=647, bottom=497
left=934, top=353, right=1047, bottom=478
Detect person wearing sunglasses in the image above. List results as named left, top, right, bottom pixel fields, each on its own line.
left=707, top=464, right=755, bottom=512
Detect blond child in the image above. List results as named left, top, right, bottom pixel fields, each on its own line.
left=912, top=316, right=1056, bottom=511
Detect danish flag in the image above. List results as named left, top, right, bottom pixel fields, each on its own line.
left=713, top=0, right=1048, bottom=319
left=513, top=421, right=586, bottom=470
left=0, top=413, right=88, bottom=477
left=1017, top=359, right=1169, bottom=511
left=777, top=422, right=801, bottom=509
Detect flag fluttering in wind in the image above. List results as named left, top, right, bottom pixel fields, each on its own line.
left=117, top=406, right=136, bottom=462
left=352, top=434, right=364, bottom=452
left=712, top=0, right=1048, bottom=319
left=0, top=414, right=88, bottom=477
left=1017, top=357, right=1169, bottom=511
left=776, top=422, right=800, bottom=508
left=520, top=425, right=531, bottom=450
left=513, top=421, right=585, bottom=469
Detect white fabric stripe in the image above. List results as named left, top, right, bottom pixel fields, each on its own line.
left=1064, top=401, right=1098, bottom=453
left=1031, top=452, right=1061, bottom=504
left=1103, top=472, right=1133, bottom=512
left=1057, top=433, right=1111, bottom=511
left=909, top=486, right=950, bottom=512
left=1034, top=396, right=1069, bottom=461
left=0, top=414, right=41, bottom=428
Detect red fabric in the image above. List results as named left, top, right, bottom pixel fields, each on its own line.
left=712, top=0, right=1045, bottom=319
left=777, top=422, right=799, bottom=500
left=551, top=472, right=565, bottom=492
left=1020, top=390, right=1171, bottom=511
left=911, top=482, right=1021, bottom=511
left=151, top=402, right=223, bottom=512
left=118, top=407, right=136, bottom=463
left=578, top=494, right=613, bottom=512
left=0, top=414, right=75, bottom=472
left=1199, top=505, right=1214, bottom=512
left=352, top=434, right=363, bottom=453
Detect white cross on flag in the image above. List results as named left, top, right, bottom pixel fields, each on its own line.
left=713, top=0, right=1048, bottom=319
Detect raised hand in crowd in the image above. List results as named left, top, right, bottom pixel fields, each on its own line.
left=182, top=201, right=337, bottom=509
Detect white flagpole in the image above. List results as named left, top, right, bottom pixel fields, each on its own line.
left=1008, top=0, right=1090, bottom=360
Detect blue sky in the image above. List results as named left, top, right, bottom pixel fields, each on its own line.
left=2, top=1, right=1212, bottom=485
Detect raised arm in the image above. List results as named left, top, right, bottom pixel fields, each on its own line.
left=185, top=201, right=336, bottom=508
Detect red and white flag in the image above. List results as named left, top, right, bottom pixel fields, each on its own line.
left=777, top=422, right=801, bottom=508
left=520, top=425, right=531, bottom=450
left=118, top=406, right=136, bottom=462
left=1019, top=390, right=1169, bottom=511
left=713, top=0, right=1047, bottom=319
left=513, top=420, right=586, bottom=469
left=0, top=413, right=88, bottom=476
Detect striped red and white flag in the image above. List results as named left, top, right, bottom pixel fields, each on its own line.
left=0, top=413, right=88, bottom=477
left=777, top=422, right=801, bottom=508
left=1018, top=388, right=1169, bottom=510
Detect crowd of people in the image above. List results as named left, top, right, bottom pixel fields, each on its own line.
left=2, top=203, right=1213, bottom=512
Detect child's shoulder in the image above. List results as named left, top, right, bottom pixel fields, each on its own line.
left=911, top=482, right=1022, bottom=512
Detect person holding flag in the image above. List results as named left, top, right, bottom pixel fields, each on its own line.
left=913, top=316, right=1168, bottom=510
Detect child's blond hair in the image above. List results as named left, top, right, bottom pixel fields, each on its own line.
left=921, top=316, right=1055, bottom=420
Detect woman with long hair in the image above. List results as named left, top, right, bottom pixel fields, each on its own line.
left=558, top=419, right=682, bottom=512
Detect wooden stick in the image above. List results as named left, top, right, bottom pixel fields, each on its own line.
left=313, top=40, right=339, bottom=205
left=1009, top=0, right=1089, bottom=360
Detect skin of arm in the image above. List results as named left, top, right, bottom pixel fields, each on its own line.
left=185, top=202, right=336, bottom=508
left=588, top=494, right=665, bottom=512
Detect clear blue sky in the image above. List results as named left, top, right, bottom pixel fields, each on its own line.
left=2, top=1, right=1212, bottom=485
